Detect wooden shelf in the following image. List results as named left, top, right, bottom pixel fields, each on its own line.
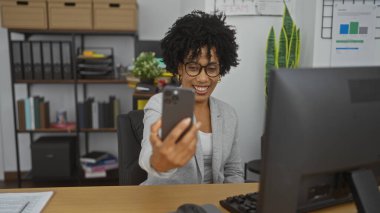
left=9, top=29, right=137, bottom=36
left=14, top=79, right=130, bottom=84
left=17, top=128, right=117, bottom=133
left=133, top=92, right=156, bottom=98
left=15, top=80, right=75, bottom=84
left=80, top=128, right=116, bottom=132
left=17, top=128, right=76, bottom=133
left=77, top=79, right=128, bottom=84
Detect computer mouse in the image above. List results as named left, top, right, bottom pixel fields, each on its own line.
left=176, top=203, right=207, bottom=213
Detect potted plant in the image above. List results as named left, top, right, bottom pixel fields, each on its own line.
left=132, top=52, right=163, bottom=84
left=245, top=4, right=302, bottom=180
left=265, top=3, right=301, bottom=96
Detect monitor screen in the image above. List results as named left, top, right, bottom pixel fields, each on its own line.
left=135, top=40, right=162, bottom=58
left=258, top=67, right=380, bottom=212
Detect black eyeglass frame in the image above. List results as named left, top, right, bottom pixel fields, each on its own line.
left=183, top=62, right=221, bottom=77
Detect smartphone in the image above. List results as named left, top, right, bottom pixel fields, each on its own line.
left=161, top=86, right=195, bottom=142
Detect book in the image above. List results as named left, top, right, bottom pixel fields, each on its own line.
left=17, top=99, right=26, bottom=130
left=34, top=97, right=43, bottom=129
left=98, top=102, right=106, bottom=128
left=113, top=98, right=120, bottom=128
left=81, top=157, right=117, bottom=168
left=81, top=162, right=118, bottom=173
left=84, top=170, right=106, bottom=179
left=78, top=98, right=94, bottom=129
left=80, top=151, right=111, bottom=164
left=78, top=102, right=86, bottom=128
left=86, top=98, right=94, bottom=128
left=92, top=101, right=99, bottom=129
left=109, top=96, right=115, bottom=128
left=24, top=97, right=31, bottom=130
left=29, top=97, right=35, bottom=130
left=39, top=101, right=50, bottom=129
left=104, top=102, right=112, bottom=128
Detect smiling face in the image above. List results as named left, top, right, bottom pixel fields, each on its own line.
left=178, top=47, right=220, bottom=104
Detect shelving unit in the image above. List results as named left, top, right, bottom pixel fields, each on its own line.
left=8, top=29, right=137, bottom=187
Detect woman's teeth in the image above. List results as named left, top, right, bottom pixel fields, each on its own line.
left=194, top=86, right=208, bottom=93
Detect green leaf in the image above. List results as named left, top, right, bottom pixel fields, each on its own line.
left=265, top=27, right=277, bottom=96
left=277, top=27, right=288, bottom=68
left=296, top=28, right=301, bottom=67
left=282, top=3, right=293, bottom=48
left=287, top=24, right=297, bottom=68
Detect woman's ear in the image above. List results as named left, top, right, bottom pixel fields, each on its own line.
left=177, top=64, right=184, bottom=76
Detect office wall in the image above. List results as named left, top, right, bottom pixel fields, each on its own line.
left=180, top=0, right=205, bottom=15
left=0, top=91, right=4, bottom=180
left=0, top=28, right=16, bottom=176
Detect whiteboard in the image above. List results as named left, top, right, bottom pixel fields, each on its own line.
left=205, top=0, right=294, bottom=16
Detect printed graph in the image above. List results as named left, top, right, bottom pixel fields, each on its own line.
left=322, top=0, right=380, bottom=39
left=339, top=22, right=368, bottom=34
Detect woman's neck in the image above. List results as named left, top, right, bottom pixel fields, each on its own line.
left=194, top=99, right=212, bottom=133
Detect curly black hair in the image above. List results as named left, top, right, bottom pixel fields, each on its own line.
left=161, top=10, right=239, bottom=77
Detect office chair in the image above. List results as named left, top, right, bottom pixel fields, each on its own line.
left=244, top=134, right=266, bottom=181
left=117, top=110, right=147, bottom=185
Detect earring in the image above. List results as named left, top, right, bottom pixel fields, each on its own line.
left=218, top=76, right=221, bottom=83
left=177, top=75, right=182, bottom=84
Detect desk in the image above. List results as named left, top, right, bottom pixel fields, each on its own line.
left=0, top=183, right=356, bottom=213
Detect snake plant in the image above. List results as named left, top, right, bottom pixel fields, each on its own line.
left=265, top=3, right=301, bottom=96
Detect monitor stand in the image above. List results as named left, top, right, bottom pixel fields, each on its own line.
left=348, top=169, right=380, bottom=213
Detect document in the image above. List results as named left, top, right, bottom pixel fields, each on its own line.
left=0, top=191, right=53, bottom=213
left=331, top=3, right=377, bottom=66
left=206, top=0, right=293, bottom=16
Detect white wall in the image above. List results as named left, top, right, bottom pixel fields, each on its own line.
left=0, top=28, right=17, bottom=175
left=0, top=86, right=5, bottom=180
left=212, top=16, right=282, bottom=162
left=180, top=0, right=205, bottom=15
left=138, top=0, right=180, bottom=40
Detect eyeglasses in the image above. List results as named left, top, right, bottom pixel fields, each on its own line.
left=184, top=62, right=220, bottom=77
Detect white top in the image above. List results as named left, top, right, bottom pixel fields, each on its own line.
left=199, top=131, right=213, bottom=183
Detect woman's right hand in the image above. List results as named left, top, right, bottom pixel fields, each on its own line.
left=149, top=117, right=201, bottom=173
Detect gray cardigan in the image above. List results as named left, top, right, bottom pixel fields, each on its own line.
left=138, top=93, right=244, bottom=185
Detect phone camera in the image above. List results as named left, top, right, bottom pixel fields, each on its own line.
left=164, top=98, right=171, bottom=104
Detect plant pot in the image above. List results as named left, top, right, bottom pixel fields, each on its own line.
left=140, top=78, right=154, bottom=85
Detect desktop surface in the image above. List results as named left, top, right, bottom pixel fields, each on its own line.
left=0, top=183, right=356, bottom=213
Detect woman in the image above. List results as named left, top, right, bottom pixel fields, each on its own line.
left=138, top=10, right=244, bottom=184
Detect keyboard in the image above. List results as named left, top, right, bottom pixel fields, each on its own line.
left=219, top=192, right=259, bottom=213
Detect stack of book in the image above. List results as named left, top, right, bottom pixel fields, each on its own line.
left=17, top=96, right=50, bottom=130
left=78, top=96, right=120, bottom=129
left=80, top=151, right=118, bottom=179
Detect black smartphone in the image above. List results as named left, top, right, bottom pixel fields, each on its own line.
left=161, top=86, right=195, bottom=142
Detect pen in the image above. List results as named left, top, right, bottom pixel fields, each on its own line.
left=18, top=201, right=29, bottom=213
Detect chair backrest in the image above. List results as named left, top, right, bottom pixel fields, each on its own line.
left=117, top=110, right=147, bottom=185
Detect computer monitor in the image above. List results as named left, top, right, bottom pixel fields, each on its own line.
left=135, top=40, right=162, bottom=57
left=258, top=67, right=380, bottom=213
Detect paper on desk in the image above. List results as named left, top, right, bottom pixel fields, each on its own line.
left=0, top=191, right=53, bottom=213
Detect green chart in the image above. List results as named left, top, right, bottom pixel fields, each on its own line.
left=350, top=22, right=359, bottom=34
